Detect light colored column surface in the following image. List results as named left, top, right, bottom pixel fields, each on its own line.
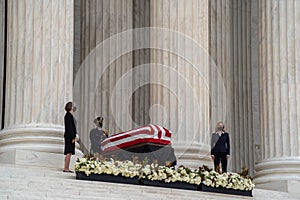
left=74, top=0, right=134, bottom=153
left=76, top=0, right=212, bottom=168
left=0, top=0, right=80, bottom=155
left=209, top=0, right=233, bottom=172
left=209, top=0, right=259, bottom=177
left=0, top=0, right=5, bottom=130
left=149, top=0, right=211, bottom=168
left=255, top=0, right=300, bottom=192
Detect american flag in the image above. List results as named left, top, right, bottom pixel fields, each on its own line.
left=101, top=124, right=172, bottom=154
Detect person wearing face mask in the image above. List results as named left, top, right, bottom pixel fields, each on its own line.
left=63, top=102, right=77, bottom=173
left=90, top=117, right=109, bottom=155
left=210, top=121, right=230, bottom=173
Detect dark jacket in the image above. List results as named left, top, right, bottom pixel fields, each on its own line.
left=211, top=132, right=230, bottom=155
left=90, top=128, right=107, bottom=153
left=64, top=112, right=77, bottom=140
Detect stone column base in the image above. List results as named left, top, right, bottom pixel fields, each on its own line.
left=0, top=126, right=80, bottom=153
left=173, top=142, right=213, bottom=169
left=255, top=158, right=300, bottom=193
left=0, top=149, right=83, bottom=170
left=0, top=126, right=83, bottom=170
left=256, top=180, right=300, bottom=198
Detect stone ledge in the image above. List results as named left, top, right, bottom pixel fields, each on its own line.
left=0, top=149, right=83, bottom=170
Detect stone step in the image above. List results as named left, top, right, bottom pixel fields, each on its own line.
left=0, top=177, right=241, bottom=200
left=0, top=163, right=298, bottom=200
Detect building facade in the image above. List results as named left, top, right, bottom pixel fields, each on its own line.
left=0, top=0, right=299, bottom=192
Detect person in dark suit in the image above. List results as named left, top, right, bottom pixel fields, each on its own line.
left=211, top=121, right=230, bottom=173
left=90, top=117, right=108, bottom=155
left=63, top=102, right=77, bottom=173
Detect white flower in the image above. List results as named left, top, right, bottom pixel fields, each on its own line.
left=75, top=157, right=254, bottom=191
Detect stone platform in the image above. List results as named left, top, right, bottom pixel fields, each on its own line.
left=0, top=162, right=299, bottom=200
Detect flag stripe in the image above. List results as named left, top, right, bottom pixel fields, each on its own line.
left=101, top=124, right=172, bottom=153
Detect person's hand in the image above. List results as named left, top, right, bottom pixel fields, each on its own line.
left=211, top=155, right=215, bottom=160
left=75, top=134, right=80, bottom=142
left=226, top=155, right=230, bottom=160
left=72, top=139, right=75, bottom=143
left=103, top=130, right=109, bottom=138
left=165, top=161, right=172, bottom=167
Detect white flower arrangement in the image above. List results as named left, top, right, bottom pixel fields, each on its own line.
left=75, top=157, right=254, bottom=191
left=140, top=165, right=202, bottom=185
left=75, top=157, right=142, bottom=178
left=200, top=168, right=255, bottom=191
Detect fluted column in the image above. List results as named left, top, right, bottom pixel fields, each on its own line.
left=209, top=0, right=258, bottom=176
left=0, top=0, right=79, bottom=154
left=149, top=0, right=211, bottom=168
left=230, top=0, right=256, bottom=176
left=132, top=0, right=151, bottom=127
left=75, top=0, right=134, bottom=153
left=255, top=0, right=300, bottom=190
left=209, top=0, right=233, bottom=171
left=0, top=0, right=5, bottom=130
left=78, top=0, right=212, bottom=167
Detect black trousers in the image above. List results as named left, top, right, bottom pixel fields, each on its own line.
left=213, top=152, right=227, bottom=173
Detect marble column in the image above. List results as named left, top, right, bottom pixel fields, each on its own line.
left=75, top=0, right=134, bottom=153
left=230, top=0, right=257, bottom=176
left=255, top=0, right=300, bottom=191
left=0, top=0, right=79, bottom=154
left=0, top=0, right=5, bottom=130
left=149, top=0, right=211, bottom=168
left=209, top=0, right=258, bottom=176
left=73, top=0, right=81, bottom=84
left=209, top=0, right=233, bottom=171
left=250, top=0, right=260, bottom=176
left=131, top=0, right=151, bottom=127
left=77, top=0, right=212, bottom=168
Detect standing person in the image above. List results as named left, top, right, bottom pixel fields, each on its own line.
left=211, top=121, right=230, bottom=173
left=90, top=117, right=108, bottom=155
left=63, top=102, right=77, bottom=173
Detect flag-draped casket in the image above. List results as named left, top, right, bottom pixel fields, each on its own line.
left=101, top=124, right=177, bottom=166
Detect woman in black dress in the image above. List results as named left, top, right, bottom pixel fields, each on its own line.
left=63, top=102, right=77, bottom=172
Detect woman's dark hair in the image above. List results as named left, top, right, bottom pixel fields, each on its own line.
left=65, top=102, right=73, bottom=112
left=94, top=117, right=103, bottom=128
